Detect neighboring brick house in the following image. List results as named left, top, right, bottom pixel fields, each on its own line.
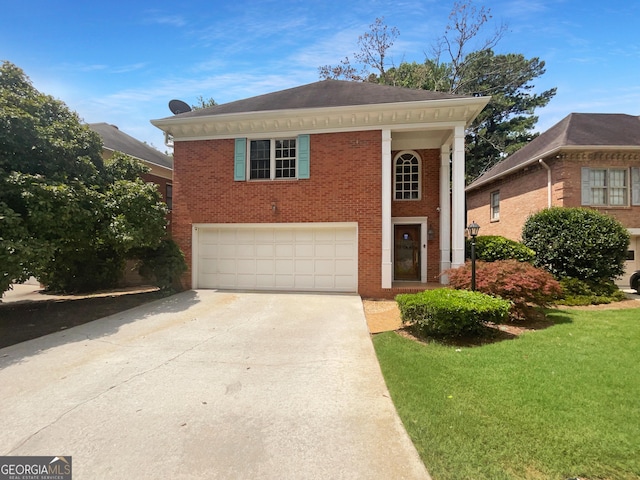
left=89, top=122, right=174, bottom=222
left=151, top=79, right=489, bottom=298
left=466, top=113, right=640, bottom=287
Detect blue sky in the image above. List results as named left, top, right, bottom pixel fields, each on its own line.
left=2, top=0, right=639, bottom=152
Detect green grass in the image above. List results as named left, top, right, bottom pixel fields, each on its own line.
left=373, top=308, right=640, bottom=480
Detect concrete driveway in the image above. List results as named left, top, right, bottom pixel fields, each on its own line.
left=0, top=290, right=430, bottom=479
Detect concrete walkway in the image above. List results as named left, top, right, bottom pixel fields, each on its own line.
left=0, top=290, right=430, bottom=479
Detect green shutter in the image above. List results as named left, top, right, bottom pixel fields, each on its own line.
left=632, top=167, right=640, bottom=206
left=581, top=167, right=591, bottom=205
left=234, top=138, right=246, bottom=181
left=298, top=134, right=310, bottom=179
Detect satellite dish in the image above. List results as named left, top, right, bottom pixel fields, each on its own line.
left=169, top=99, right=192, bottom=115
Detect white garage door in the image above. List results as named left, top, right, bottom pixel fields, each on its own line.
left=194, top=223, right=358, bottom=292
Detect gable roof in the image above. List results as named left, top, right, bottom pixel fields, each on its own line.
left=467, top=113, right=640, bottom=191
left=89, top=123, right=173, bottom=170
left=166, top=79, right=467, bottom=119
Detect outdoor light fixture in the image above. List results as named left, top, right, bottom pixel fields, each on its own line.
left=467, top=221, right=480, bottom=291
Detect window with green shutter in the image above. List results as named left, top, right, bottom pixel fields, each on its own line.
left=235, top=135, right=309, bottom=181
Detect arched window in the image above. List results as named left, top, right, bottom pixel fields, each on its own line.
left=394, top=151, right=421, bottom=200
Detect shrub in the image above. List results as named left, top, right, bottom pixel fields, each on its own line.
left=466, top=235, right=535, bottom=263
left=446, top=260, right=563, bottom=319
left=135, top=239, right=187, bottom=291
left=557, top=277, right=627, bottom=306
left=522, top=207, right=630, bottom=283
left=396, top=288, right=510, bottom=338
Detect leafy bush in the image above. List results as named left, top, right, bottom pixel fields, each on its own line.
left=136, top=239, right=187, bottom=292
left=557, top=277, right=627, bottom=306
left=396, top=288, right=510, bottom=338
left=446, top=260, right=563, bottom=319
left=522, top=207, right=630, bottom=283
left=466, top=235, right=535, bottom=263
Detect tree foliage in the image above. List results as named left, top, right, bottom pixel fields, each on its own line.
left=192, top=95, right=217, bottom=110
left=318, top=2, right=556, bottom=182
left=0, top=61, right=170, bottom=294
left=466, top=235, right=535, bottom=263
left=521, top=207, right=630, bottom=284
left=319, top=17, right=399, bottom=82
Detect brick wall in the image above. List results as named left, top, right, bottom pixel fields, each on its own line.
left=467, top=162, right=552, bottom=240
left=173, top=133, right=444, bottom=297
left=467, top=152, right=640, bottom=240
left=173, top=130, right=386, bottom=296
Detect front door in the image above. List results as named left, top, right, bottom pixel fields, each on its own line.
left=394, top=224, right=421, bottom=281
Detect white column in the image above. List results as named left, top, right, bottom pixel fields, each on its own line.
left=381, top=129, right=393, bottom=289
left=451, top=125, right=466, bottom=269
left=439, top=144, right=451, bottom=283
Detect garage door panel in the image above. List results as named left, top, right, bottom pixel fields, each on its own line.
left=236, top=259, right=255, bottom=274
left=275, top=275, right=294, bottom=287
left=196, top=224, right=357, bottom=292
left=295, top=230, right=314, bottom=241
left=255, top=229, right=274, bottom=242
left=237, top=245, right=255, bottom=258
left=314, top=244, right=335, bottom=257
left=218, top=259, right=237, bottom=274
left=335, top=243, right=355, bottom=257
left=275, top=244, right=294, bottom=257
left=218, top=244, right=236, bottom=256
left=295, top=244, right=314, bottom=257
left=256, top=259, right=274, bottom=274
left=295, top=259, right=314, bottom=273
left=256, top=244, right=274, bottom=257
left=335, top=259, right=355, bottom=275
left=275, top=259, right=294, bottom=274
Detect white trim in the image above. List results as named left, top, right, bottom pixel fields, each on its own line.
left=152, top=96, right=490, bottom=142
left=451, top=124, right=466, bottom=269
left=440, top=144, right=451, bottom=283
left=392, top=217, right=428, bottom=283
left=381, top=129, right=393, bottom=289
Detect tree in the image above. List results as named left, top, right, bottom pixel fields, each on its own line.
left=319, top=17, right=399, bottom=83
left=459, top=50, right=556, bottom=179
left=318, top=2, right=556, bottom=182
left=521, top=207, right=630, bottom=285
left=0, top=62, right=170, bottom=295
left=192, top=95, right=217, bottom=110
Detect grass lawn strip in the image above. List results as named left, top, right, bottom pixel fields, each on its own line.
left=373, top=307, right=640, bottom=480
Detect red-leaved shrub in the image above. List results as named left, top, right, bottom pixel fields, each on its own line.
left=445, top=260, right=563, bottom=319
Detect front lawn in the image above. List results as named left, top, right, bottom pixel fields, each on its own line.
left=373, top=307, right=640, bottom=480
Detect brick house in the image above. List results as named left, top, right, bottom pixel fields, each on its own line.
left=151, top=80, right=489, bottom=298
left=466, top=113, right=640, bottom=287
left=89, top=123, right=174, bottom=221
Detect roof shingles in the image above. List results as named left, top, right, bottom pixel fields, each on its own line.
left=467, top=113, right=640, bottom=190
left=171, top=79, right=469, bottom=119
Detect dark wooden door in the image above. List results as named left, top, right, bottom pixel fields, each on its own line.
left=394, top=224, right=421, bottom=281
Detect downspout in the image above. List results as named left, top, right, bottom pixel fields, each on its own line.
left=538, top=159, right=552, bottom=208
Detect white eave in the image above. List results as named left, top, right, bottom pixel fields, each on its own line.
left=151, top=96, right=490, bottom=142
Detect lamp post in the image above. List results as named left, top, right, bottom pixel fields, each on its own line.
left=467, top=221, right=480, bottom=291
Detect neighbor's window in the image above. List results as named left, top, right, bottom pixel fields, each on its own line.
left=582, top=167, right=628, bottom=206
left=249, top=138, right=296, bottom=180
left=166, top=183, right=173, bottom=210
left=490, top=190, right=500, bottom=221
left=394, top=151, right=421, bottom=200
